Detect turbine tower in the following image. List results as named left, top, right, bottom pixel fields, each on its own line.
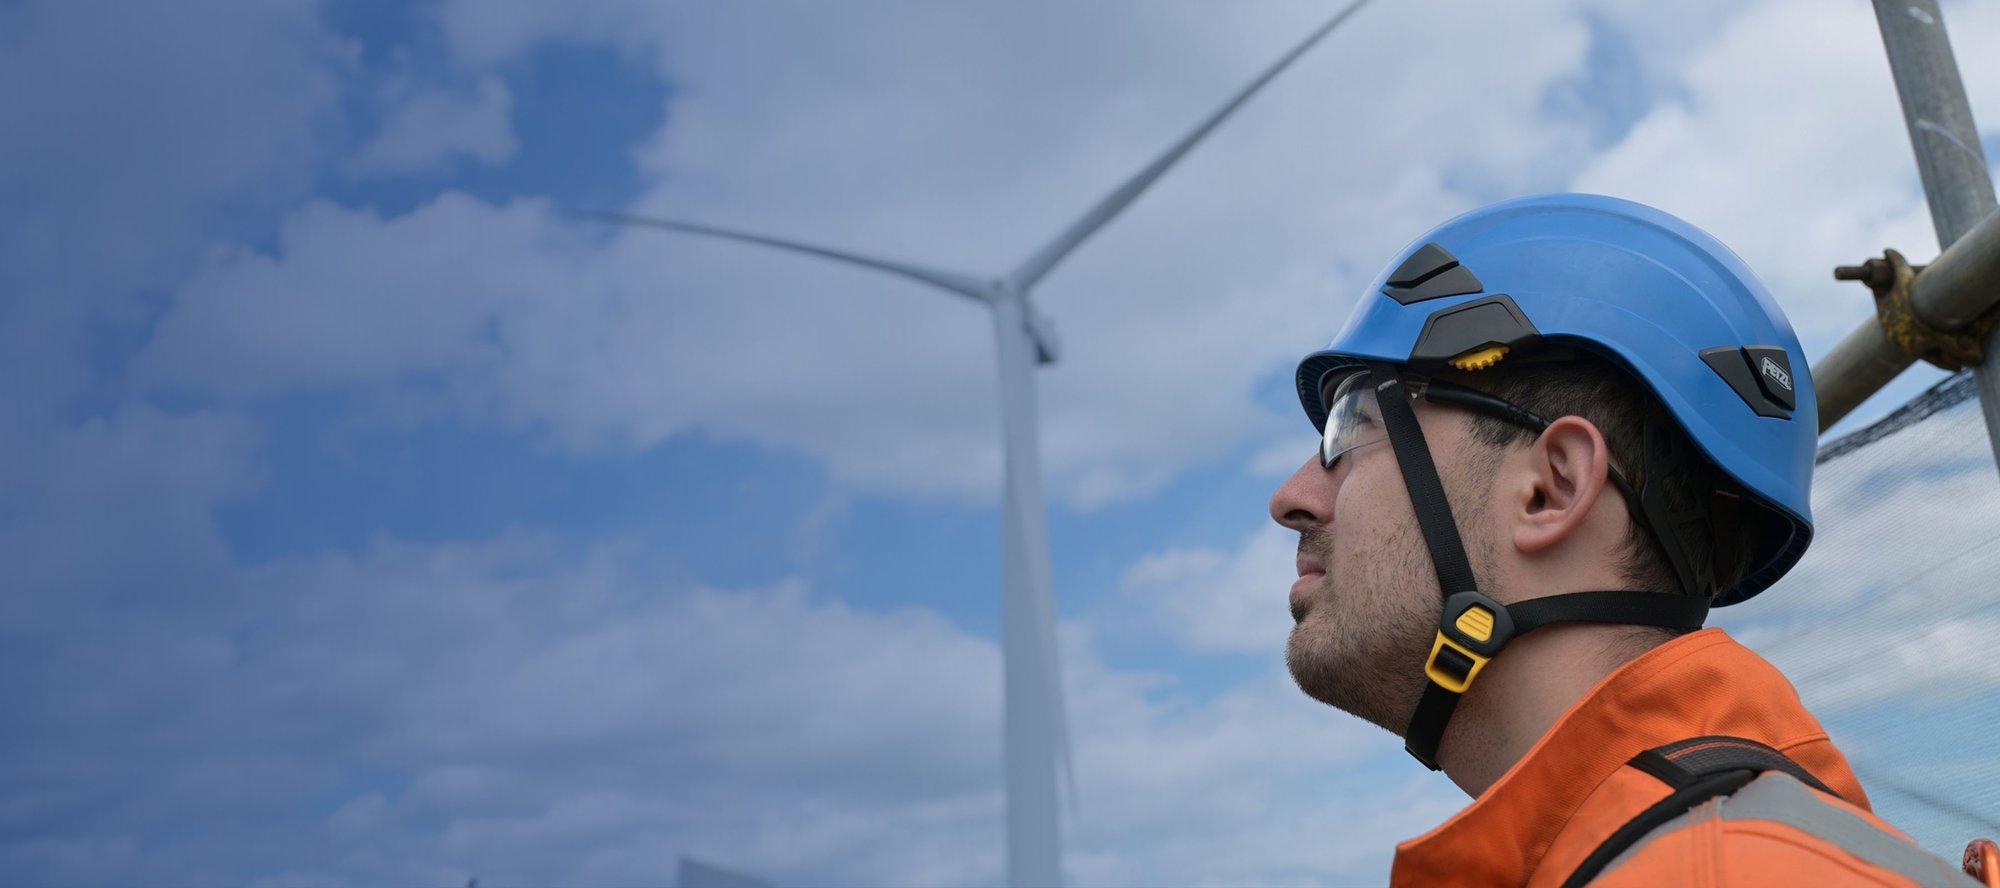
left=579, top=5, right=1372, bottom=884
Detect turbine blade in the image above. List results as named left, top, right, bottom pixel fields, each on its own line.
left=568, top=209, right=993, bottom=302
left=1008, top=0, right=1377, bottom=291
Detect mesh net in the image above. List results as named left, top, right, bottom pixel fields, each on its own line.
left=1713, top=371, right=2000, bottom=856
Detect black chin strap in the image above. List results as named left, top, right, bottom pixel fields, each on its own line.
left=1369, top=364, right=1480, bottom=597
left=1366, top=363, right=1712, bottom=771
left=1403, top=591, right=1709, bottom=769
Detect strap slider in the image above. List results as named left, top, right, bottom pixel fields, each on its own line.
left=1424, top=591, right=1515, bottom=694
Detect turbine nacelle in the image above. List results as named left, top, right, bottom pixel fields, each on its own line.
left=994, top=281, right=1061, bottom=367
left=1027, top=305, right=1060, bottom=366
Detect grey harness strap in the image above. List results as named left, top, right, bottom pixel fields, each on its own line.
left=1591, top=774, right=1979, bottom=886
left=1565, top=736, right=1977, bottom=887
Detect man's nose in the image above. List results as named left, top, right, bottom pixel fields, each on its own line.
left=1270, top=453, right=1337, bottom=532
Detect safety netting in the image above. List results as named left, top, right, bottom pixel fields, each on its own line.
left=1713, top=371, right=2000, bottom=857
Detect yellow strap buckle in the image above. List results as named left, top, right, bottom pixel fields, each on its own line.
left=1425, top=631, right=1491, bottom=694
left=1424, top=596, right=1509, bottom=694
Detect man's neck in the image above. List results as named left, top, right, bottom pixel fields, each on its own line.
left=1431, top=623, right=1660, bottom=798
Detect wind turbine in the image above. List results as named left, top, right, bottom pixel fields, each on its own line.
left=577, top=5, right=1372, bottom=884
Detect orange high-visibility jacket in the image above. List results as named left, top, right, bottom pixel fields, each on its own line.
left=1390, top=628, right=1979, bottom=886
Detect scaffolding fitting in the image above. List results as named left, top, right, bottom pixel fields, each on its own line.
left=1837, top=234, right=2000, bottom=373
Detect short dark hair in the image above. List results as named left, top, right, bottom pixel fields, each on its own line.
left=1450, top=352, right=1758, bottom=597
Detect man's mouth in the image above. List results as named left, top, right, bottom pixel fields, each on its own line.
left=1290, top=558, right=1325, bottom=623
left=1289, top=570, right=1323, bottom=603
left=1292, top=533, right=1329, bottom=622
left=1295, top=553, right=1325, bottom=579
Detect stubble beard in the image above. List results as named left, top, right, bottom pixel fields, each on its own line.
left=1285, top=517, right=1440, bottom=736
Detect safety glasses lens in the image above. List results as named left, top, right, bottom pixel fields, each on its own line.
left=1319, top=372, right=1385, bottom=468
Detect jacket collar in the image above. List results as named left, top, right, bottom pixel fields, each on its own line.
left=1389, top=628, right=1867, bottom=886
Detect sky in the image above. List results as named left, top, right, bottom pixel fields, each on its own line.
left=5, top=1, right=2000, bottom=885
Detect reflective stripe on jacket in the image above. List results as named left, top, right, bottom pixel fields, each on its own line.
left=1389, top=628, right=1978, bottom=886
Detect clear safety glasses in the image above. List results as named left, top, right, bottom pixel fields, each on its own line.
left=1319, top=369, right=1560, bottom=469
left=1318, top=371, right=1392, bottom=469
left=1318, top=369, right=1652, bottom=525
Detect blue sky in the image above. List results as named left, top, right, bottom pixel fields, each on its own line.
left=6, top=1, right=2000, bottom=885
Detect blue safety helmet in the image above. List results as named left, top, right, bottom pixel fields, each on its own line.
left=1296, top=193, right=1814, bottom=606
left=1292, top=195, right=1818, bottom=769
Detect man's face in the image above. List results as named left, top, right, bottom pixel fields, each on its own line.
left=1270, top=376, right=1495, bottom=735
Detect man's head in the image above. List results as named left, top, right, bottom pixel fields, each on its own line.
left=1274, top=195, right=1819, bottom=764
left=1273, top=355, right=1754, bottom=733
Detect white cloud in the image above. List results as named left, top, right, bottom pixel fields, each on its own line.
left=0, top=0, right=342, bottom=421
left=1121, top=524, right=1299, bottom=654
left=1, top=404, right=260, bottom=621
left=1062, top=618, right=1462, bottom=885
left=137, top=193, right=583, bottom=401
left=345, top=77, right=517, bottom=178
left=133, top=1, right=1687, bottom=508
left=1251, top=435, right=1317, bottom=479
left=0, top=508, right=1463, bottom=885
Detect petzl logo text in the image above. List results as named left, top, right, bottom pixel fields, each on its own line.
left=1761, top=357, right=1792, bottom=392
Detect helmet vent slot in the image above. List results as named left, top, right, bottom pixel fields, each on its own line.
left=1384, top=242, right=1486, bottom=304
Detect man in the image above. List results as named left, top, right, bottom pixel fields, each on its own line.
left=1272, top=194, right=1982, bottom=886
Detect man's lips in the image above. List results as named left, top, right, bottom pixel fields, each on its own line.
left=1291, top=555, right=1325, bottom=606
left=1295, top=554, right=1324, bottom=578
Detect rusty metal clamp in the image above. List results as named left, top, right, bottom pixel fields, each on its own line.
left=1837, top=249, right=1996, bottom=372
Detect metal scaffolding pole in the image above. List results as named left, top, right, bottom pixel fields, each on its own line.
left=1820, top=209, right=2000, bottom=430
left=1860, top=0, right=2000, bottom=466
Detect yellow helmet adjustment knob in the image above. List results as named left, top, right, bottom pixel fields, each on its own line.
left=1447, top=345, right=1510, bottom=372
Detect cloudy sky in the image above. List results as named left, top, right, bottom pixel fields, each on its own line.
left=7, top=1, right=2000, bottom=885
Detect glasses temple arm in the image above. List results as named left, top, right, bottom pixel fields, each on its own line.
left=1419, top=379, right=1657, bottom=535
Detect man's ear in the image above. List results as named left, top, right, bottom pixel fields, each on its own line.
left=1511, top=415, right=1612, bottom=554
